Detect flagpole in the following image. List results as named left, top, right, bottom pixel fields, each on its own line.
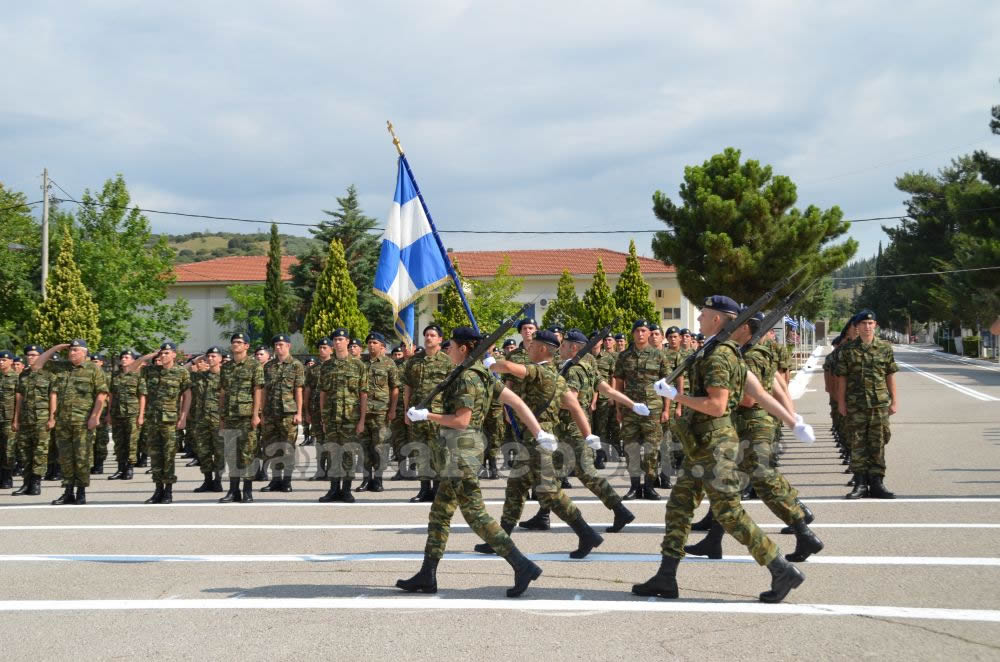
left=386, top=121, right=481, bottom=334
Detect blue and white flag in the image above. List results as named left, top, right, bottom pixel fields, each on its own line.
left=373, top=157, right=453, bottom=345
left=783, top=315, right=798, bottom=330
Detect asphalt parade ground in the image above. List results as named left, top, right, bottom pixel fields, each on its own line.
left=1, top=345, right=999, bottom=660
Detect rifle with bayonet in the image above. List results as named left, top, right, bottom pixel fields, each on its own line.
left=531, top=318, right=619, bottom=419
left=740, top=279, right=819, bottom=355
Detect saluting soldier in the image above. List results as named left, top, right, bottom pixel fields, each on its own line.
left=48, top=340, right=109, bottom=505
left=88, top=353, right=111, bottom=475
left=355, top=332, right=397, bottom=493
left=191, top=347, right=224, bottom=493
left=11, top=345, right=56, bottom=496
left=317, top=328, right=367, bottom=503
left=218, top=332, right=265, bottom=504
left=304, top=338, right=333, bottom=480
left=0, top=350, right=19, bottom=489
left=402, top=324, right=452, bottom=503
left=107, top=350, right=143, bottom=481
left=260, top=334, right=304, bottom=493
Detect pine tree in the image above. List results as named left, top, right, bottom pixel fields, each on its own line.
left=31, top=226, right=101, bottom=348
left=302, top=239, right=370, bottom=347
left=542, top=269, right=584, bottom=330
left=262, top=223, right=294, bottom=340
left=579, top=259, right=623, bottom=334
left=433, top=259, right=470, bottom=338
left=614, top=240, right=659, bottom=327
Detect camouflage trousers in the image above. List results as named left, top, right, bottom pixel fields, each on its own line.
left=146, top=420, right=180, bottom=485
left=261, top=413, right=299, bottom=476
left=558, top=424, right=620, bottom=509
left=483, top=410, right=504, bottom=461
left=17, top=417, right=50, bottom=477
left=389, top=414, right=408, bottom=461
left=137, top=421, right=149, bottom=457
left=0, top=421, right=13, bottom=470
left=500, top=434, right=581, bottom=529
left=92, top=424, right=110, bottom=467
left=736, top=411, right=803, bottom=526
left=357, top=413, right=390, bottom=474
left=592, top=399, right=620, bottom=454
left=621, top=408, right=664, bottom=480
left=111, top=415, right=140, bottom=465
left=666, top=416, right=685, bottom=472
left=55, top=421, right=94, bottom=488
left=320, top=417, right=361, bottom=479
left=661, top=424, right=779, bottom=565
left=425, top=429, right=513, bottom=560
left=404, top=419, right=440, bottom=479
left=846, top=406, right=890, bottom=476
left=221, top=417, right=259, bottom=480
left=193, top=415, right=223, bottom=475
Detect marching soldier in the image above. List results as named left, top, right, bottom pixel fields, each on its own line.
left=48, top=340, right=109, bottom=505
left=107, top=350, right=143, bottom=482
left=0, top=350, right=18, bottom=489
left=260, top=334, right=304, bottom=493
left=191, top=347, right=224, bottom=493
left=356, top=332, right=397, bottom=493
left=305, top=338, right=333, bottom=480
left=11, top=345, right=54, bottom=496
left=402, top=324, right=451, bottom=503
left=218, top=332, right=265, bottom=504
left=591, top=331, right=619, bottom=467
left=317, top=328, right=367, bottom=503
left=660, top=326, right=687, bottom=489
left=479, top=343, right=504, bottom=480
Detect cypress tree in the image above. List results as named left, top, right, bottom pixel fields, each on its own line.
left=31, top=226, right=101, bottom=347
left=302, top=239, right=369, bottom=347
left=542, top=269, right=584, bottom=330
left=262, top=223, right=293, bottom=340
left=614, top=240, right=659, bottom=327
left=579, top=259, right=623, bottom=334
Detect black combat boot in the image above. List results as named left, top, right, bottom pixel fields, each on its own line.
left=260, top=476, right=281, bottom=492
left=631, top=556, right=680, bottom=598
left=606, top=502, right=635, bottom=533
left=12, top=474, right=31, bottom=496
left=254, top=466, right=267, bottom=483
left=74, top=486, right=86, bottom=505
left=51, top=486, right=76, bottom=505
left=278, top=474, right=293, bottom=493
left=684, top=522, right=724, bottom=559
left=594, top=449, right=606, bottom=470
left=487, top=456, right=499, bottom=479
left=210, top=472, right=224, bottom=492
left=845, top=473, right=868, bottom=499
left=567, top=514, right=604, bottom=559
left=409, top=480, right=431, bottom=503
left=43, top=463, right=58, bottom=481
left=185, top=457, right=200, bottom=467
left=503, top=546, right=542, bottom=598
left=340, top=479, right=355, bottom=503
left=658, top=472, right=672, bottom=489
left=742, top=484, right=757, bottom=500
left=559, top=476, right=572, bottom=489
left=219, top=478, right=242, bottom=503
left=145, top=483, right=165, bottom=504
left=355, top=470, right=371, bottom=492
left=241, top=480, right=254, bottom=503
left=519, top=508, right=551, bottom=531
left=784, top=519, right=824, bottom=562
left=867, top=474, right=896, bottom=499
left=395, top=556, right=439, bottom=594
left=0, top=469, right=12, bottom=489
left=478, top=462, right=489, bottom=479
left=193, top=473, right=214, bottom=493
left=691, top=509, right=715, bottom=532
left=781, top=500, right=814, bottom=533
left=475, top=521, right=513, bottom=555
left=123, top=463, right=134, bottom=480
left=108, top=462, right=126, bottom=480
left=369, top=475, right=384, bottom=492
left=135, top=453, right=148, bottom=468
left=318, top=480, right=341, bottom=502
left=28, top=475, right=42, bottom=496
left=642, top=476, right=660, bottom=500
left=622, top=476, right=641, bottom=500
left=759, top=555, right=805, bottom=603
left=90, top=463, right=104, bottom=475
left=160, top=484, right=173, bottom=505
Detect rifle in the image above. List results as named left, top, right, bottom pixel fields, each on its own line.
left=531, top=319, right=619, bottom=419
left=414, top=302, right=532, bottom=410
left=661, top=264, right=809, bottom=384
left=740, top=279, right=819, bottom=355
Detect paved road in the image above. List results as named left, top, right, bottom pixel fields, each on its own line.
left=1, top=345, right=998, bottom=660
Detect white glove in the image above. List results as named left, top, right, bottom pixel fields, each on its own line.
left=536, top=431, right=558, bottom=452
left=654, top=379, right=677, bottom=399
left=793, top=422, right=815, bottom=444
left=585, top=434, right=602, bottom=450
left=482, top=355, right=496, bottom=369
left=794, top=413, right=804, bottom=425
left=632, top=402, right=650, bottom=416
left=406, top=407, right=429, bottom=422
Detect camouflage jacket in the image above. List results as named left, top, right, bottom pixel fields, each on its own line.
left=443, top=362, right=500, bottom=431
left=689, top=340, right=747, bottom=426
left=220, top=356, right=265, bottom=420
left=834, top=337, right=897, bottom=409
left=305, top=361, right=327, bottom=415
left=559, top=356, right=596, bottom=430
left=263, top=355, right=305, bottom=417
left=403, top=349, right=451, bottom=414
left=823, top=346, right=841, bottom=403
left=0, top=369, right=17, bottom=421
left=520, top=362, right=566, bottom=432
left=320, top=355, right=367, bottom=422
left=364, top=354, right=399, bottom=415
left=393, top=358, right=407, bottom=415
left=613, top=344, right=669, bottom=411
left=661, top=347, right=687, bottom=386
left=740, top=343, right=776, bottom=413
left=594, top=351, right=617, bottom=401
left=194, top=370, right=222, bottom=423
left=16, top=366, right=53, bottom=421
left=143, top=364, right=191, bottom=423
left=51, top=360, right=109, bottom=425
left=504, top=344, right=531, bottom=398
left=110, top=370, right=143, bottom=419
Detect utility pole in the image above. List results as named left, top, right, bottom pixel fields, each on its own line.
left=41, top=168, right=49, bottom=299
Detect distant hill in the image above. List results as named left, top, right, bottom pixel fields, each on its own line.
left=162, top=231, right=321, bottom=264
left=832, top=255, right=876, bottom=301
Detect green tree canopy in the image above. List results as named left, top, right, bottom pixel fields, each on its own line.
left=213, top=284, right=265, bottom=343
left=302, top=239, right=370, bottom=347
left=542, top=269, right=585, bottom=330
left=0, top=183, right=41, bottom=347
left=579, top=259, right=623, bottom=334
left=468, top=256, right=524, bottom=336
left=652, top=148, right=857, bottom=305
left=31, top=227, right=101, bottom=347
left=262, top=223, right=295, bottom=340
left=614, top=240, right=659, bottom=327
left=432, top=259, right=471, bottom=339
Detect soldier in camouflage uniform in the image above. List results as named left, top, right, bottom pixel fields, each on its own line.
left=355, top=332, right=397, bottom=493
left=301, top=357, right=316, bottom=445
left=836, top=310, right=899, bottom=499
left=11, top=345, right=53, bottom=496
left=0, top=350, right=19, bottom=489
left=88, top=353, right=111, bottom=475
left=661, top=327, right=687, bottom=489
left=107, top=350, right=143, bottom=481
left=614, top=320, right=670, bottom=501
left=388, top=344, right=412, bottom=480
left=48, top=340, right=109, bottom=505
left=591, top=332, right=619, bottom=467
left=633, top=296, right=807, bottom=604
left=317, top=328, right=367, bottom=503
left=305, top=338, right=333, bottom=480
left=479, top=343, right=504, bottom=480
left=477, top=329, right=605, bottom=559
left=259, top=334, right=304, bottom=493
left=403, top=324, right=451, bottom=503
left=397, top=326, right=547, bottom=597
left=218, top=332, right=265, bottom=504
left=133, top=342, right=192, bottom=504
left=191, top=347, right=224, bottom=493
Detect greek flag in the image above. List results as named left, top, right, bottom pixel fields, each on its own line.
left=373, top=157, right=453, bottom=345
left=784, top=315, right=799, bottom=330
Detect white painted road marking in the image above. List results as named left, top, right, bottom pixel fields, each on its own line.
left=898, top=361, right=1000, bottom=402
left=896, top=346, right=1000, bottom=373
left=0, top=597, right=996, bottom=623
left=1, top=553, right=997, bottom=566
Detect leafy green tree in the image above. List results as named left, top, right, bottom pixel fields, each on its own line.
left=579, top=259, right=623, bottom=334
left=31, top=227, right=101, bottom=347
left=614, top=240, right=659, bottom=326
left=213, top=284, right=265, bottom=343
left=792, top=276, right=834, bottom=321
left=469, top=256, right=524, bottom=335
left=68, top=175, right=190, bottom=351
left=652, top=148, right=857, bottom=304
left=0, top=183, right=41, bottom=347
left=542, top=270, right=584, bottom=330
left=262, top=223, right=295, bottom=340
left=432, top=259, right=471, bottom=339
left=302, top=239, right=369, bottom=347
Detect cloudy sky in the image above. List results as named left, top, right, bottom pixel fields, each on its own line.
left=3, top=1, right=998, bottom=262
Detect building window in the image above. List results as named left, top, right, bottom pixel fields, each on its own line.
left=436, top=296, right=444, bottom=313
left=663, top=307, right=681, bottom=320
left=213, top=307, right=224, bottom=318
left=656, top=289, right=663, bottom=299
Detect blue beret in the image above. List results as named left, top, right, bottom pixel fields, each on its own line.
left=69, top=339, right=88, bottom=349
left=702, top=295, right=740, bottom=316
left=665, top=326, right=680, bottom=335
left=451, top=326, right=482, bottom=343
left=533, top=329, right=560, bottom=348
left=516, top=318, right=537, bottom=331
left=230, top=333, right=249, bottom=343
left=502, top=338, right=517, bottom=347
left=440, top=339, right=451, bottom=350
left=348, top=338, right=362, bottom=347
left=12, top=355, right=22, bottom=363
left=648, top=323, right=661, bottom=332
left=854, top=309, right=876, bottom=323
left=316, top=337, right=333, bottom=347
left=330, top=328, right=349, bottom=339
left=23, top=345, right=42, bottom=354
left=160, top=342, right=177, bottom=351
left=546, top=325, right=564, bottom=335
left=422, top=324, right=443, bottom=337
left=271, top=334, right=291, bottom=344
left=365, top=332, right=386, bottom=345
left=392, top=344, right=405, bottom=352
left=564, top=329, right=588, bottom=344
left=0, top=350, right=13, bottom=360
left=750, top=311, right=765, bottom=323
left=632, top=319, right=650, bottom=331
left=205, top=346, right=223, bottom=355
left=679, top=328, right=691, bottom=336
left=695, top=333, right=705, bottom=341
left=613, top=333, right=625, bottom=340
left=90, top=353, right=106, bottom=361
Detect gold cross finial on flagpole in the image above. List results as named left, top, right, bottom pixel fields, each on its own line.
left=386, top=121, right=404, bottom=156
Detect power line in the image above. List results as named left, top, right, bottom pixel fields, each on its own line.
left=0, top=200, right=43, bottom=213
left=832, top=265, right=1000, bottom=281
